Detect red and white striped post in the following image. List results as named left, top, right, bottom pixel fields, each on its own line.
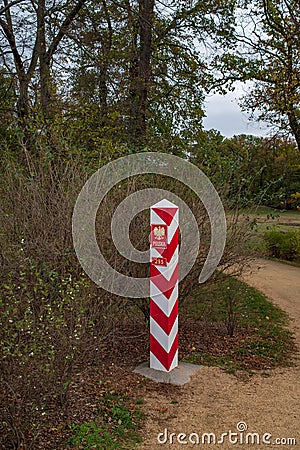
left=150, top=199, right=179, bottom=372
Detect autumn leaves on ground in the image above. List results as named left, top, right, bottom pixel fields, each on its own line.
left=2, top=257, right=299, bottom=449
left=47, top=258, right=300, bottom=450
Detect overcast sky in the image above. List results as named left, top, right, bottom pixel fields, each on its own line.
left=203, top=84, right=272, bottom=138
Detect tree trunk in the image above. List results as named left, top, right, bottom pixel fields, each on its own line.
left=287, top=110, right=300, bottom=152
left=137, top=0, right=154, bottom=140
left=16, top=75, right=30, bottom=120
left=128, top=0, right=155, bottom=147
left=38, top=0, right=53, bottom=121
left=17, top=75, right=36, bottom=153
left=98, top=0, right=112, bottom=128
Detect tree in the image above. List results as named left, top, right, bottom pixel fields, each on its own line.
left=67, top=0, right=238, bottom=150
left=0, top=0, right=240, bottom=153
left=0, top=0, right=86, bottom=130
left=127, top=0, right=155, bottom=145
left=188, top=130, right=300, bottom=207
left=0, top=69, right=16, bottom=143
left=216, top=0, right=300, bottom=150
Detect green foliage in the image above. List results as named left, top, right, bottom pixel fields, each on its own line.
left=223, top=278, right=240, bottom=337
left=67, top=394, right=143, bottom=449
left=0, top=259, right=106, bottom=401
left=287, top=192, right=300, bottom=211
left=1, top=263, right=91, bottom=361
left=263, top=230, right=300, bottom=261
left=185, top=274, right=289, bottom=328
left=68, top=421, right=118, bottom=449
left=0, top=70, right=22, bottom=151
left=217, top=0, right=300, bottom=148
left=189, top=132, right=300, bottom=207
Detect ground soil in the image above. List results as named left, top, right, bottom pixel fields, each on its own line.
left=12, top=259, right=299, bottom=449
left=140, top=259, right=300, bottom=449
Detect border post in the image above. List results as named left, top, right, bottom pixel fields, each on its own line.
left=150, top=199, right=179, bottom=372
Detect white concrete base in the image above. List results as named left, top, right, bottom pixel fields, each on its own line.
left=134, top=361, right=202, bottom=386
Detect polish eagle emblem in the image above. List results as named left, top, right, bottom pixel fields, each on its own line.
left=153, top=226, right=165, bottom=240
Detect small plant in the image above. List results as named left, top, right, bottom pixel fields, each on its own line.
left=68, top=421, right=116, bottom=449
left=67, top=394, right=144, bottom=449
left=288, top=192, right=300, bottom=210
left=263, top=230, right=300, bottom=261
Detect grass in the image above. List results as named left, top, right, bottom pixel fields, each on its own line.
left=239, top=206, right=300, bottom=264
left=242, top=206, right=300, bottom=222
left=267, top=258, right=300, bottom=268
left=240, top=206, right=300, bottom=231
left=67, top=393, right=144, bottom=449
left=183, top=275, right=296, bottom=374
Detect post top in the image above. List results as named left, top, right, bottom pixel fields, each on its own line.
left=151, top=198, right=178, bottom=209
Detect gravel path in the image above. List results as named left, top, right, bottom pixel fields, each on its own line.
left=141, top=259, right=300, bottom=449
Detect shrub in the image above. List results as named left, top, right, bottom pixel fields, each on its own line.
left=0, top=151, right=123, bottom=449
left=288, top=192, right=300, bottom=210
left=0, top=144, right=254, bottom=448
left=263, top=230, right=300, bottom=261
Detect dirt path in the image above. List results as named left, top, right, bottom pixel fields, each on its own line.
left=141, top=259, right=300, bottom=449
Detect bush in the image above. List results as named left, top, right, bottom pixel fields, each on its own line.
left=263, top=230, right=300, bottom=261
left=0, top=150, right=124, bottom=449
left=0, top=144, right=254, bottom=448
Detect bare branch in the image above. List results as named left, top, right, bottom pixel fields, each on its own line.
left=0, top=0, right=25, bottom=16
left=46, top=0, right=86, bottom=61
left=0, top=17, right=24, bottom=76
left=27, top=0, right=44, bottom=79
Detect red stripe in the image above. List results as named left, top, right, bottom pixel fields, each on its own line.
left=154, top=228, right=178, bottom=262
left=152, top=208, right=178, bottom=226
left=150, top=333, right=178, bottom=371
left=150, top=264, right=178, bottom=299
left=150, top=298, right=178, bottom=335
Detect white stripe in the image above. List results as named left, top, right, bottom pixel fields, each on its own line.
left=168, top=350, right=178, bottom=371
left=151, top=199, right=177, bottom=209
left=150, top=246, right=178, bottom=263
left=150, top=249, right=178, bottom=280
left=150, top=210, right=165, bottom=225
left=150, top=246, right=177, bottom=258
left=150, top=317, right=178, bottom=353
left=168, top=246, right=179, bottom=266
left=150, top=352, right=167, bottom=371
left=168, top=213, right=179, bottom=243
left=150, top=281, right=178, bottom=316
left=150, top=350, right=178, bottom=372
